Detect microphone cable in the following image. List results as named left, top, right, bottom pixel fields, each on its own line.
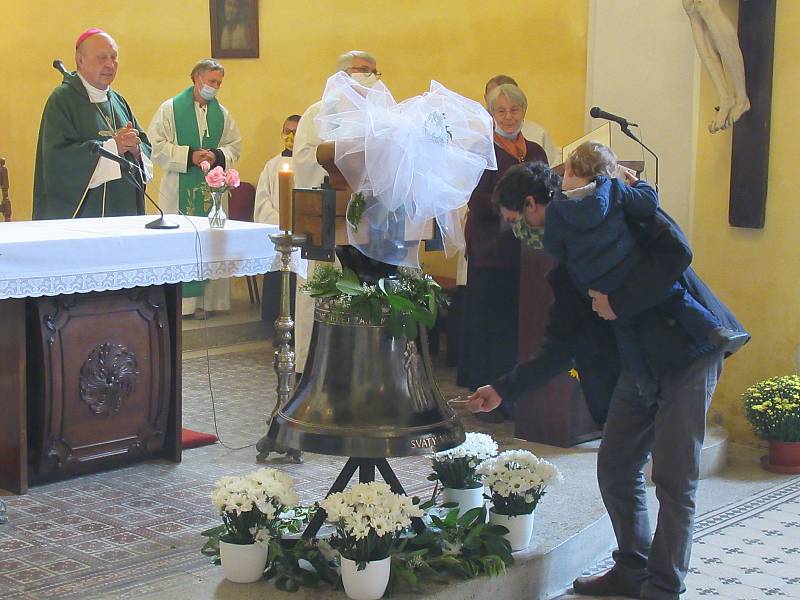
left=636, top=125, right=649, bottom=185
left=639, top=125, right=659, bottom=192
left=178, top=209, right=255, bottom=452
left=621, top=123, right=659, bottom=192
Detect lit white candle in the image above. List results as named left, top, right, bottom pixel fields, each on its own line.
left=278, top=163, right=294, bottom=231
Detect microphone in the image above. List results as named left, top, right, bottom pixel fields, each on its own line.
left=588, top=107, right=659, bottom=189
left=52, top=59, right=69, bottom=76
left=91, top=145, right=179, bottom=229
left=589, top=106, right=638, bottom=128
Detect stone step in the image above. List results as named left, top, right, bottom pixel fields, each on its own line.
left=379, top=514, right=615, bottom=600
left=182, top=302, right=271, bottom=351
left=698, top=424, right=729, bottom=479
left=644, top=424, right=729, bottom=483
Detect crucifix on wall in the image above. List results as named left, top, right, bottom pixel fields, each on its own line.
left=684, top=0, right=776, bottom=229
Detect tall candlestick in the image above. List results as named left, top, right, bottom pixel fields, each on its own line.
left=278, top=163, right=293, bottom=231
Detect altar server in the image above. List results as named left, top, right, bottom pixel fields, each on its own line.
left=148, top=58, right=242, bottom=317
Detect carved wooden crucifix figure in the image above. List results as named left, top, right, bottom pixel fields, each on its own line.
left=683, top=0, right=751, bottom=133
left=684, top=0, right=776, bottom=229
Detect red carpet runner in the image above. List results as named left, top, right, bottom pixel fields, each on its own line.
left=181, top=428, right=218, bottom=449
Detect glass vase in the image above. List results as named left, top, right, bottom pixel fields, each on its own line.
left=208, top=190, right=227, bottom=229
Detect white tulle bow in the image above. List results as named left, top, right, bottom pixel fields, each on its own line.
left=315, top=72, right=497, bottom=267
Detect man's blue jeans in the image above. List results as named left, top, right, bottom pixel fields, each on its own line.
left=597, top=351, right=724, bottom=599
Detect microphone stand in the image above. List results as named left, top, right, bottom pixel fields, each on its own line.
left=143, top=192, right=180, bottom=230
left=115, top=154, right=179, bottom=229
left=619, top=124, right=659, bottom=191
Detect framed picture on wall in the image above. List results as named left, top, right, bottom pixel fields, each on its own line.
left=210, top=0, right=259, bottom=59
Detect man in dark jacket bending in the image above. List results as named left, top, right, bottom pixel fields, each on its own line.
left=467, top=162, right=748, bottom=600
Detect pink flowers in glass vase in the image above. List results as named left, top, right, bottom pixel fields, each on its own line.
left=199, top=161, right=239, bottom=229
left=200, top=160, right=241, bottom=193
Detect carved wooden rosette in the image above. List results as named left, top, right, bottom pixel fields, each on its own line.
left=79, top=343, right=139, bottom=416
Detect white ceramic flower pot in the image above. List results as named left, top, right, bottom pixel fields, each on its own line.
left=442, top=486, right=485, bottom=515
left=489, top=509, right=534, bottom=551
left=219, top=540, right=269, bottom=583
left=340, top=556, right=391, bottom=600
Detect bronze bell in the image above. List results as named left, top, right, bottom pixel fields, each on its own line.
left=266, top=300, right=465, bottom=458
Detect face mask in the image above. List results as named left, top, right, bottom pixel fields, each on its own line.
left=494, top=123, right=523, bottom=139
left=199, top=83, right=217, bottom=101
left=350, top=72, right=378, bottom=88
left=282, top=131, right=295, bottom=151
left=512, top=219, right=544, bottom=249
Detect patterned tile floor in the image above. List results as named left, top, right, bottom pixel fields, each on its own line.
left=686, top=476, right=800, bottom=599
left=0, top=345, right=506, bottom=600
left=560, top=468, right=800, bottom=600
left=1, top=344, right=798, bottom=599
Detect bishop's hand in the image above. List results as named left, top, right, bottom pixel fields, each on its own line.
left=114, top=122, right=141, bottom=157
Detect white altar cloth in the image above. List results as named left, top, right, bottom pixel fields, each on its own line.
left=0, top=216, right=306, bottom=300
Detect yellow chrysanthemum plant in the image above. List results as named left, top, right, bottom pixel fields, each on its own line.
left=742, top=375, right=800, bottom=442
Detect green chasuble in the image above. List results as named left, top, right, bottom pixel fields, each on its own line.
left=172, top=86, right=224, bottom=215
left=32, top=72, right=152, bottom=220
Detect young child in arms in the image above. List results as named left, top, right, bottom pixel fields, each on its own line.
left=543, top=141, right=744, bottom=367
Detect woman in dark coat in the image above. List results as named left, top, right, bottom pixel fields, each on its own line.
left=459, top=84, right=548, bottom=417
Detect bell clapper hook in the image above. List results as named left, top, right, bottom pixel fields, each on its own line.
left=447, top=396, right=469, bottom=405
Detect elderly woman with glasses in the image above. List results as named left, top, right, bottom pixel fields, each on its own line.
left=459, top=84, right=548, bottom=421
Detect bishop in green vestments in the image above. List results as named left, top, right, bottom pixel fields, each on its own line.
left=33, top=29, right=152, bottom=220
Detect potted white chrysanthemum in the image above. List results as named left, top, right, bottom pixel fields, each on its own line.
left=320, top=481, right=423, bottom=600
left=429, top=432, right=498, bottom=514
left=210, top=467, right=299, bottom=583
left=476, top=450, right=562, bottom=551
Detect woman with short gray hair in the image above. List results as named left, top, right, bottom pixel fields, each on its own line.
left=486, top=83, right=528, bottom=114
left=459, top=83, right=548, bottom=422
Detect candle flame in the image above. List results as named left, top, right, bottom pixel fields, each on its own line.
left=281, top=163, right=290, bottom=172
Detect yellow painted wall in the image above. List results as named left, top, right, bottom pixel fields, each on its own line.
left=692, top=1, right=800, bottom=444
left=1, top=2, right=795, bottom=445
left=0, top=1, right=588, bottom=281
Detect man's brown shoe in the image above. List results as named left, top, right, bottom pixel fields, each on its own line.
left=572, top=568, right=643, bottom=598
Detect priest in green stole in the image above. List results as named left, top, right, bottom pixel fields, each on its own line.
left=33, top=29, right=153, bottom=220
left=148, top=59, right=242, bottom=316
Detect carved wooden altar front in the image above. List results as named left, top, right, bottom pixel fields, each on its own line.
left=0, top=285, right=183, bottom=494
left=0, top=214, right=279, bottom=494
left=26, top=287, right=174, bottom=481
